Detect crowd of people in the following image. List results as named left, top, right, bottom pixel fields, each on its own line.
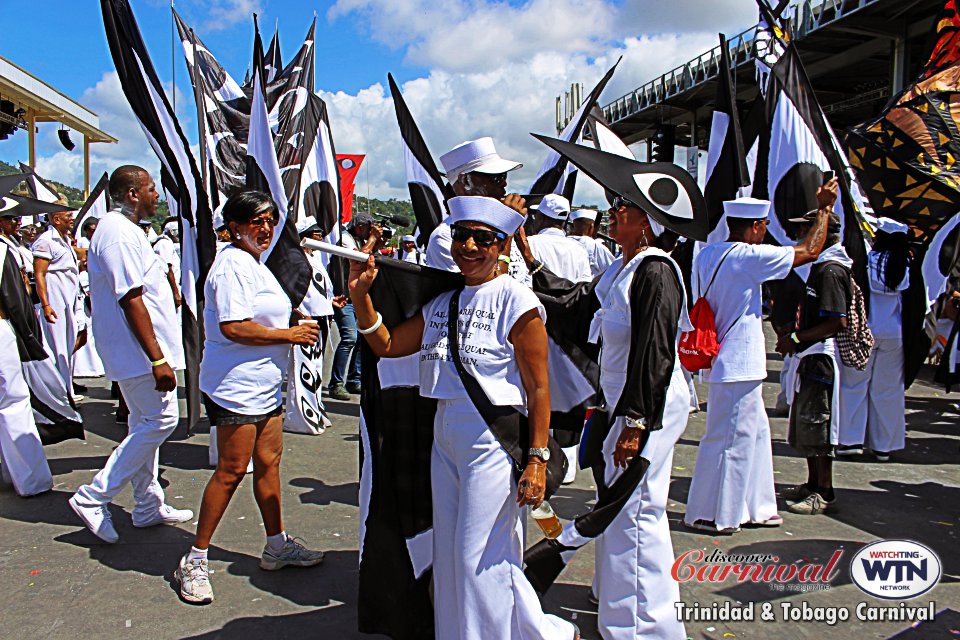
left=0, top=137, right=929, bottom=638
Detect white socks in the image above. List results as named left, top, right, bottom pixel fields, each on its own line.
left=187, top=546, right=208, bottom=562
left=266, top=532, right=287, bottom=552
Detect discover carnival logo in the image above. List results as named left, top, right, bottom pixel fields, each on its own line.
left=850, top=540, right=942, bottom=600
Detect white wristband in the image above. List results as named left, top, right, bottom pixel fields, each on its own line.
left=357, top=312, right=383, bottom=335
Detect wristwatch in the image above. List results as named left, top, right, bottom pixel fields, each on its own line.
left=528, top=447, right=550, bottom=462
left=624, top=416, right=647, bottom=430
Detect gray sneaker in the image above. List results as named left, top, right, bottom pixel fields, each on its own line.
left=328, top=384, right=351, bottom=401
left=174, top=555, right=214, bottom=604
left=787, top=492, right=837, bottom=515
left=260, top=536, right=325, bottom=571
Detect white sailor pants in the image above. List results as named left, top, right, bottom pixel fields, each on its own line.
left=73, top=372, right=178, bottom=516
left=838, top=336, right=906, bottom=452
left=684, top=380, right=777, bottom=530
left=594, top=365, right=688, bottom=640
left=431, top=398, right=574, bottom=640
left=37, top=270, right=77, bottom=390
left=0, top=320, right=53, bottom=496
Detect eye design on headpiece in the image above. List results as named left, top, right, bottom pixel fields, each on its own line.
left=632, top=173, right=692, bottom=220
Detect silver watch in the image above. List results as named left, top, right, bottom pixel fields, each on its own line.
left=624, top=416, right=647, bottom=430
left=528, top=447, right=550, bottom=461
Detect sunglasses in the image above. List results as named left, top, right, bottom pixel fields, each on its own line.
left=610, top=195, right=638, bottom=210
left=450, top=223, right=507, bottom=247
left=245, top=215, right=279, bottom=228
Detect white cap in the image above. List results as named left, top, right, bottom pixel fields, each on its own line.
left=723, top=197, right=770, bottom=219
left=440, top=137, right=522, bottom=184
left=296, top=215, right=320, bottom=235
left=138, top=218, right=153, bottom=226
left=447, top=196, right=525, bottom=236
left=531, top=194, right=571, bottom=220
left=877, top=217, right=908, bottom=234
left=569, top=208, right=598, bottom=222
left=401, top=234, right=416, bottom=243
left=163, top=221, right=178, bottom=234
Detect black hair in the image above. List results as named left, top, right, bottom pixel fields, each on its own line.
left=108, top=165, right=149, bottom=202
left=654, top=229, right=679, bottom=252
left=727, top=217, right=761, bottom=235
left=872, top=230, right=910, bottom=291
left=221, top=190, right=277, bottom=226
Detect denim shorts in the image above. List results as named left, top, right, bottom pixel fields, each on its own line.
left=203, top=394, right=282, bottom=426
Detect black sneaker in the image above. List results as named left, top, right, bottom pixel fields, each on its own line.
left=873, top=450, right=890, bottom=462
left=836, top=444, right=864, bottom=456
left=328, top=384, right=351, bottom=401
left=73, top=382, right=88, bottom=394
left=346, top=383, right=362, bottom=394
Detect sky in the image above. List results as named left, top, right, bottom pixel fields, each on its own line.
left=0, top=0, right=764, bottom=203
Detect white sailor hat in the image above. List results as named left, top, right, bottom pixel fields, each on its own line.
left=138, top=217, right=153, bottom=226
left=440, top=137, right=522, bottom=184
left=447, top=196, right=524, bottom=236
left=296, top=215, right=321, bottom=236
left=530, top=194, right=571, bottom=220
left=876, top=217, right=908, bottom=235
left=723, top=197, right=771, bottom=219
left=569, top=208, right=598, bottom=222
left=401, top=234, right=416, bottom=243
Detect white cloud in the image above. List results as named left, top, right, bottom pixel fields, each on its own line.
left=202, top=0, right=264, bottom=33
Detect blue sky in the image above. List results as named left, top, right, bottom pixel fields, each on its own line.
left=0, top=0, right=761, bottom=200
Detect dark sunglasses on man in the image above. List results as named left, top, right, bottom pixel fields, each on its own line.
left=450, top=223, right=507, bottom=247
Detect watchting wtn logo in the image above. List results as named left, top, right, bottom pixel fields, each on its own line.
left=849, top=540, right=942, bottom=600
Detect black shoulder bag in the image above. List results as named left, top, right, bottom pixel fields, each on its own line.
left=446, top=290, right=567, bottom=499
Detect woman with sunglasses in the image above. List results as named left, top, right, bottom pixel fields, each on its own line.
left=174, top=190, right=324, bottom=605
left=516, top=193, right=691, bottom=639
left=349, top=195, right=579, bottom=640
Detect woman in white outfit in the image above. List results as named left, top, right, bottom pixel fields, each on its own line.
left=838, top=218, right=911, bottom=460
left=350, top=195, right=579, bottom=640
left=174, top=191, right=325, bottom=604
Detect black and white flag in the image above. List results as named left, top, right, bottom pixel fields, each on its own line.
left=529, top=59, right=620, bottom=198
left=704, top=34, right=751, bottom=244
left=18, top=163, right=60, bottom=203
left=72, top=172, right=110, bottom=237
left=102, top=0, right=216, bottom=433
left=246, top=67, right=311, bottom=307
left=387, top=73, right=450, bottom=241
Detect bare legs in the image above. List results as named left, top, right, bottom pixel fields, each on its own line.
left=193, top=415, right=284, bottom=549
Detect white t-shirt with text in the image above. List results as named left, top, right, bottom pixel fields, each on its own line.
left=419, top=275, right=544, bottom=408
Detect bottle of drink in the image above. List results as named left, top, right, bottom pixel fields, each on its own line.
left=531, top=501, right=563, bottom=539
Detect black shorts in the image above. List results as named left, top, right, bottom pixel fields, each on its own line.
left=203, top=394, right=282, bottom=426
left=787, top=354, right=835, bottom=457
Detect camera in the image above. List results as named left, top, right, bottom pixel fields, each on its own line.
left=381, top=227, right=394, bottom=240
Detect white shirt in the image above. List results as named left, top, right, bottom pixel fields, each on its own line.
left=88, top=210, right=184, bottom=381
left=867, top=250, right=909, bottom=340
left=32, top=227, right=79, bottom=276
left=692, top=242, right=794, bottom=383
left=200, top=245, right=292, bottom=414
left=299, top=249, right=335, bottom=318
left=571, top=234, right=616, bottom=278
left=528, top=228, right=592, bottom=283
left=426, top=221, right=457, bottom=272
left=76, top=236, right=91, bottom=249
left=401, top=249, right=425, bottom=264
left=153, top=235, right=181, bottom=284
left=419, top=275, right=544, bottom=408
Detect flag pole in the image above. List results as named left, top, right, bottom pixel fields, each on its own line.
left=171, top=1, right=176, bottom=112
left=302, top=238, right=369, bottom=262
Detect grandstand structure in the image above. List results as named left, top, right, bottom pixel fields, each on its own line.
left=600, top=0, right=945, bottom=151
left=0, top=54, right=116, bottom=196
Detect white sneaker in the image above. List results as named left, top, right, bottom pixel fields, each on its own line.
left=69, top=495, right=119, bottom=543
left=174, top=554, right=214, bottom=604
left=260, top=536, right=325, bottom=571
left=132, top=504, right=195, bottom=528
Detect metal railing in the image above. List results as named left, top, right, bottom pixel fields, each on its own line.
left=600, top=0, right=885, bottom=126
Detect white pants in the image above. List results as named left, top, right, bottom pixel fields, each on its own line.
left=0, top=320, right=52, bottom=496
left=595, top=366, right=688, bottom=640
left=37, top=272, right=77, bottom=391
left=431, top=398, right=573, bottom=640
left=74, top=372, right=178, bottom=517
left=838, top=336, right=906, bottom=452
left=685, top=381, right=777, bottom=530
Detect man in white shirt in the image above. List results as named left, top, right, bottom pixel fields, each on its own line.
left=567, top=208, right=615, bottom=277
left=526, top=194, right=592, bottom=283
left=69, top=165, right=193, bottom=543
left=683, top=189, right=834, bottom=534
left=426, top=137, right=524, bottom=275
left=398, top=234, right=424, bottom=264
left=0, top=209, right=31, bottom=291
left=32, top=206, right=80, bottom=395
